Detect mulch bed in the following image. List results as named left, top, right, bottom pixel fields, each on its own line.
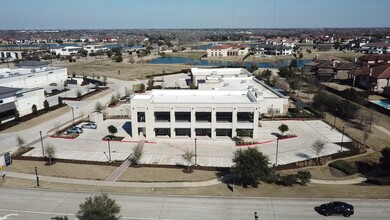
left=329, top=166, right=347, bottom=177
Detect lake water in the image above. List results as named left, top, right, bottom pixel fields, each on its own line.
left=149, top=56, right=310, bottom=68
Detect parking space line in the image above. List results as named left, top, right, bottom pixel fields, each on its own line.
left=159, top=155, right=165, bottom=164
left=76, top=152, right=87, bottom=160
left=171, top=155, right=176, bottom=165
left=146, top=155, right=153, bottom=164
left=111, top=153, right=121, bottom=161
left=87, top=152, right=99, bottom=160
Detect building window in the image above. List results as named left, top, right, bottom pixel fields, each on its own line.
left=195, top=112, right=211, bottom=122
left=216, top=112, right=232, bottom=122
left=137, top=112, right=145, bottom=122
left=175, top=128, right=191, bottom=136
left=237, top=112, right=253, bottom=122
left=155, top=128, right=171, bottom=137
left=175, top=112, right=191, bottom=122
left=216, top=129, right=232, bottom=137
left=195, top=128, right=211, bottom=137
left=154, top=112, right=170, bottom=122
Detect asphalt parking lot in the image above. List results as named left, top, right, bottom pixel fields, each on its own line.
left=24, top=119, right=351, bottom=167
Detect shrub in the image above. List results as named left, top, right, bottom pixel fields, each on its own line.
left=366, top=177, right=390, bottom=185
left=296, top=171, right=311, bottom=185
left=277, top=174, right=298, bottom=186
left=329, top=160, right=357, bottom=175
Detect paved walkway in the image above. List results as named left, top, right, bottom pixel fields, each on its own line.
left=3, top=170, right=367, bottom=188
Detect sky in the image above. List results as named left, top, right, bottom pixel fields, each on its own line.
left=1, top=0, right=390, bottom=29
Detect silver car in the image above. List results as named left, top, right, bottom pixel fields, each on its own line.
left=67, top=127, right=83, bottom=134
left=82, top=122, right=97, bottom=129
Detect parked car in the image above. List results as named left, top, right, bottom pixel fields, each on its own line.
left=82, top=122, right=97, bottom=129
left=66, top=127, right=83, bottom=134
left=319, top=201, right=354, bottom=217
left=49, top=83, right=57, bottom=86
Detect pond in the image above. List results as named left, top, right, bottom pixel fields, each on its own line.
left=149, top=56, right=310, bottom=68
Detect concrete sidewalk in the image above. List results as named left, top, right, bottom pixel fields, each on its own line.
left=3, top=171, right=221, bottom=188
left=3, top=170, right=367, bottom=188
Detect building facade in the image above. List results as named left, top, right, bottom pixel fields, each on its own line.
left=130, top=68, right=289, bottom=139
left=207, top=44, right=249, bottom=57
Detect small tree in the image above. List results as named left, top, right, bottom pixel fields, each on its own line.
left=110, top=94, right=118, bottom=105
left=107, top=125, right=118, bottom=137
left=31, top=104, right=38, bottom=116
left=115, top=91, right=121, bottom=100
left=182, top=149, right=194, bottom=172
left=312, top=139, right=325, bottom=164
left=103, top=75, right=108, bottom=86
left=362, top=126, right=370, bottom=147
left=76, top=89, right=82, bottom=98
left=232, top=147, right=272, bottom=187
left=16, top=135, right=25, bottom=152
left=51, top=216, right=69, bottom=220
left=261, top=69, right=272, bottom=84
left=76, top=193, right=121, bottom=220
left=43, top=100, right=50, bottom=112
left=278, top=124, right=289, bottom=136
left=95, top=101, right=103, bottom=112
left=296, top=171, right=311, bottom=185
left=45, top=144, right=56, bottom=164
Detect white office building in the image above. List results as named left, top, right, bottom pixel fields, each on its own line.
left=50, top=46, right=82, bottom=56
left=130, top=68, right=289, bottom=139
left=0, top=86, right=45, bottom=122
left=0, top=66, right=67, bottom=89
left=83, top=45, right=108, bottom=53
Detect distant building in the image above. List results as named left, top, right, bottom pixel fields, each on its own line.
left=83, top=45, right=108, bottom=53
left=0, top=86, right=45, bottom=123
left=359, top=42, right=390, bottom=54
left=130, top=68, right=289, bottom=139
left=207, top=44, right=250, bottom=57
left=50, top=46, right=82, bottom=56
left=0, top=51, right=23, bottom=62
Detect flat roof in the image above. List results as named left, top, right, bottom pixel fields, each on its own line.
left=133, top=90, right=256, bottom=104
left=0, top=67, right=65, bottom=79
left=198, top=76, right=280, bottom=98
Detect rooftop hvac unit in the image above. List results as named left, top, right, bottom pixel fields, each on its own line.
left=14, top=72, right=20, bottom=76
left=241, top=80, right=246, bottom=83
left=223, top=83, right=229, bottom=87
left=0, top=75, right=4, bottom=78
left=8, top=73, right=13, bottom=77
left=248, top=85, right=254, bottom=89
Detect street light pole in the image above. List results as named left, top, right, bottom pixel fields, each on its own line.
left=341, top=126, right=345, bottom=152
left=71, top=107, right=75, bottom=126
left=107, top=137, right=112, bottom=162
left=39, top=131, right=45, bottom=157
left=35, top=166, right=39, bottom=187
left=275, top=138, right=279, bottom=166
left=194, top=138, right=197, bottom=166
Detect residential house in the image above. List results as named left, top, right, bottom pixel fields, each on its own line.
left=207, top=44, right=250, bottom=57
left=349, top=65, right=390, bottom=93
left=356, top=54, right=390, bottom=67
left=359, top=42, right=390, bottom=54
left=303, top=56, right=356, bottom=81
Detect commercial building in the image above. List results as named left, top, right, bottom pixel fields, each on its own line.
left=130, top=68, right=289, bottom=139
left=50, top=46, right=82, bottom=56
left=0, top=86, right=45, bottom=123
left=0, top=51, right=23, bottom=62
left=0, top=66, right=67, bottom=89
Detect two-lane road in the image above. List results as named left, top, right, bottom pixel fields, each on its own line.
left=0, top=188, right=389, bottom=219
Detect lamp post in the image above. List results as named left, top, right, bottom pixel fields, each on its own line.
left=39, top=131, right=45, bottom=157
left=35, top=166, right=39, bottom=187
left=275, top=138, right=279, bottom=166
left=194, top=138, right=197, bottom=166
left=71, top=107, right=75, bottom=126
left=107, top=137, right=112, bottom=162
left=341, top=126, right=345, bottom=152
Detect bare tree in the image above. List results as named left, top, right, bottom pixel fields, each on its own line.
left=362, top=126, right=370, bottom=147
left=312, top=139, right=326, bottom=164
left=95, top=101, right=103, bottom=112
left=131, top=144, right=143, bottom=165
left=182, top=149, right=194, bottom=172
left=16, top=135, right=25, bottom=152
left=45, top=144, right=56, bottom=164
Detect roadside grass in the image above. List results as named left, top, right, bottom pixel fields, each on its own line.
left=278, top=165, right=361, bottom=181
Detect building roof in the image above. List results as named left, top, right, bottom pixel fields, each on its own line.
left=0, top=86, right=21, bottom=95
left=16, top=60, right=48, bottom=67
left=209, top=44, right=249, bottom=50
left=350, top=65, right=390, bottom=79
left=133, top=89, right=256, bottom=104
